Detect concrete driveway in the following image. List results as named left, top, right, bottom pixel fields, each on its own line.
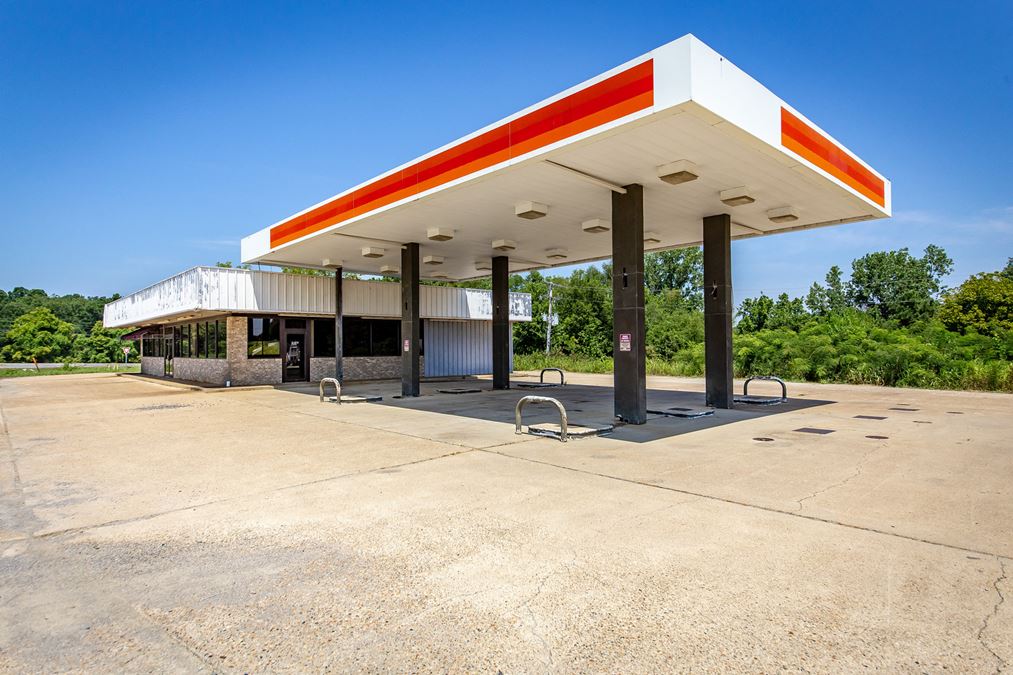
left=1, top=372, right=1010, bottom=672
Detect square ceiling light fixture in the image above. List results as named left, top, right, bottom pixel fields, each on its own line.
left=492, top=239, right=516, bottom=252
left=426, top=227, right=454, bottom=241
left=581, top=218, right=611, bottom=234
left=644, top=231, right=661, bottom=245
left=361, top=246, right=385, bottom=258
left=719, top=186, right=755, bottom=207
left=474, top=259, right=492, bottom=271
left=423, top=255, right=444, bottom=266
left=657, top=159, right=699, bottom=185
left=545, top=248, right=569, bottom=260
left=380, top=264, right=399, bottom=274
left=766, top=206, right=799, bottom=223
left=515, top=201, right=548, bottom=219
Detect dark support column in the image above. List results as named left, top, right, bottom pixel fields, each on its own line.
left=492, top=255, right=510, bottom=390
left=334, top=266, right=343, bottom=382
left=611, top=184, right=647, bottom=424
left=703, top=214, right=734, bottom=409
left=401, top=243, right=421, bottom=397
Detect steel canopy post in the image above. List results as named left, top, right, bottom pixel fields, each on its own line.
left=492, top=255, right=510, bottom=390
left=611, top=183, right=647, bottom=424
left=334, top=266, right=343, bottom=383
left=401, top=243, right=421, bottom=397
left=703, top=214, right=734, bottom=408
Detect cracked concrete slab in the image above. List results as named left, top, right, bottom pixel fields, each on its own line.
left=1, top=372, right=1011, bottom=672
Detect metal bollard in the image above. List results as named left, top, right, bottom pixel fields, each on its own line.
left=515, top=395, right=569, bottom=442
left=539, top=367, right=566, bottom=386
left=742, top=375, right=787, bottom=401
left=319, top=377, right=341, bottom=403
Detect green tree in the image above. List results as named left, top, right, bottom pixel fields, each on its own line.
left=736, top=294, right=774, bottom=333
left=0, top=308, right=77, bottom=366
left=938, top=270, right=1013, bottom=336
left=767, top=293, right=809, bottom=331
left=806, top=266, right=848, bottom=315
left=512, top=271, right=550, bottom=355
left=847, top=245, right=953, bottom=325
left=646, top=291, right=704, bottom=359
left=552, top=267, right=612, bottom=358
left=74, top=321, right=136, bottom=363
left=216, top=261, right=251, bottom=269
left=644, top=248, right=703, bottom=308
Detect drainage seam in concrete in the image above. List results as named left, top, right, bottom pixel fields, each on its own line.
left=15, top=448, right=477, bottom=543
left=237, top=396, right=536, bottom=452
left=481, top=449, right=1012, bottom=561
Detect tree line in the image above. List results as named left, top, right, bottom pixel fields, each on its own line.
left=510, top=246, right=1013, bottom=392
left=0, top=288, right=135, bottom=365
left=4, top=246, right=1011, bottom=391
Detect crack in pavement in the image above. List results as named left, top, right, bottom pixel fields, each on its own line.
left=796, top=444, right=881, bottom=512
left=978, top=558, right=1008, bottom=674
left=513, top=566, right=558, bottom=668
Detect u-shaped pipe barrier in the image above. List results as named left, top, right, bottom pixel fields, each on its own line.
left=539, top=368, right=566, bottom=386
left=743, top=375, right=787, bottom=401
left=319, top=377, right=342, bottom=403
left=515, top=395, right=569, bottom=442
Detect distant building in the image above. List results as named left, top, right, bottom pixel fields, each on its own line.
left=104, top=266, right=531, bottom=386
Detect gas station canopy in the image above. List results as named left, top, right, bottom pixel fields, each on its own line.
left=241, top=35, right=891, bottom=279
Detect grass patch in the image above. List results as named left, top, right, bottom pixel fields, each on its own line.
left=0, top=364, right=140, bottom=378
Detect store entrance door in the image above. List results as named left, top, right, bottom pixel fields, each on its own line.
left=163, top=334, right=174, bottom=377
left=282, top=331, right=307, bottom=382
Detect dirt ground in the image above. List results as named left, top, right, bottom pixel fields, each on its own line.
left=1, top=371, right=1010, bottom=673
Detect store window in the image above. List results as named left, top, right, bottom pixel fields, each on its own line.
left=247, top=317, right=280, bottom=358
left=216, top=320, right=227, bottom=358
left=313, top=319, right=335, bottom=358
left=313, top=318, right=402, bottom=358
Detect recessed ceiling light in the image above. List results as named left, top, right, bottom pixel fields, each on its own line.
left=515, top=201, right=548, bottom=219
left=361, top=246, right=385, bottom=258
left=657, top=159, right=699, bottom=185
left=492, top=239, right=516, bottom=252
left=545, top=248, right=568, bottom=260
left=644, top=231, right=661, bottom=245
left=380, top=265, right=399, bottom=274
left=423, top=255, right=444, bottom=266
left=766, top=206, right=799, bottom=223
left=581, top=218, right=611, bottom=234
left=719, top=186, right=755, bottom=207
left=474, top=259, right=492, bottom=271
left=426, top=227, right=454, bottom=241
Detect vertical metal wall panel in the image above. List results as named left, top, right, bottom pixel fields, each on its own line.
left=424, top=320, right=513, bottom=377
left=103, top=266, right=532, bottom=327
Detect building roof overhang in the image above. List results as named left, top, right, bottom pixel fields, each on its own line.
left=241, top=35, right=891, bottom=280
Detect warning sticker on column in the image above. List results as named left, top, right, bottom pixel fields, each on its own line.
left=619, top=333, right=632, bottom=352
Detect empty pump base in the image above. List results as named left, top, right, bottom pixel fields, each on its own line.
left=528, top=422, right=614, bottom=440
left=734, top=375, right=788, bottom=406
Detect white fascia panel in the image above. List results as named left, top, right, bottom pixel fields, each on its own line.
left=684, top=37, right=891, bottom=216
left=650, top=34, right=693, bottom=112
left=241, top=227, right=271, bottom=263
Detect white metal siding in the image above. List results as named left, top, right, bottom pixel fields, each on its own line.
left=423, top=320, right=512, bottom=377
left=104, top=266, right=532, bottom=327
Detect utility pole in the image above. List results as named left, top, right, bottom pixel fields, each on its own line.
left=545, top=282, right=554, bottom=356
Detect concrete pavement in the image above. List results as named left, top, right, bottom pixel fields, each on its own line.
left=1, top=372, right=1010, bottom=672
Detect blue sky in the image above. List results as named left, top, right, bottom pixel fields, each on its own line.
left=1, top=1, right=1010, bottom=299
